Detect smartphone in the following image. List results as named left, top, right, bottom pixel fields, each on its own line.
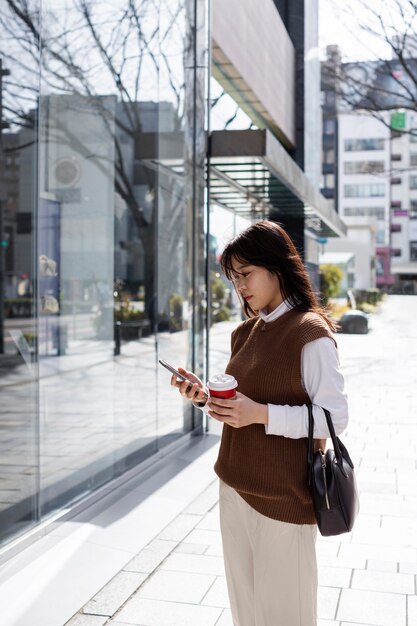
left=158, top=359, right=190, bottom=382
left=158, top=359, right=208, bottom=399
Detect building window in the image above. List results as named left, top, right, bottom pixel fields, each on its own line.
left=411, top=242, right=417, bottom=261
left=344, top=161, right=385, bottom=174
left=410, top=129, right=417, bottom=143
left=343, top=206, right=385, bottom=219
left=410, top=153, right=417, bottom=166
left=324, top=119, right=335, bottom=135
left=376, top=230, right=385, bottom=244
left=324, top=148, right=335, bottom=164
left=376, top=255, right=385, bottom=276
left=324, top=174, right=335, bottom=188
left=344, top=138, right=385, bottom=151
left=410, top=176, right=417, bottom=189
left=410, top=199, right=417, bottom=217
left=325, top=91, right=335, bottom=107
left=344, top=183, right=385, bottom=197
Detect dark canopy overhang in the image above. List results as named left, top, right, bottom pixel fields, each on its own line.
left=135, top=129, right=346, bottom=238
left=209, top=129, right=346, bottom=238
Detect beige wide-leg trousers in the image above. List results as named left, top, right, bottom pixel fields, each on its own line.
left=219, top=480, right=318, bottom=626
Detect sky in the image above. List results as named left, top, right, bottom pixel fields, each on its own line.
left=319, top=0, right=398, bottom=61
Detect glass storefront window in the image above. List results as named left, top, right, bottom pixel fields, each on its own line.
left=0, top=0, right=208, bottom=548
left=0, top=5, right=40, bottom=545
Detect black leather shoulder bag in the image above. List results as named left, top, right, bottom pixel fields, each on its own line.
left=307, top=405, right=360, bottom=536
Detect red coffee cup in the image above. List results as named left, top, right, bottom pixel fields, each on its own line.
left=208, top=374, right=238, bottom=399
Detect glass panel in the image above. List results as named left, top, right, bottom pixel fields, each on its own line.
left=156, top=0, right=208, bottom=439
left=36, top=0, right=208, bottom=518
left=0, top=5, right=40, bottom=543
left=0, top=0, right=208, bottom=545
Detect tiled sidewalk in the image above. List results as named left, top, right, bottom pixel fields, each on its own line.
left=65, top=474, right=417, bottom=626
left=66, top=296, right=417, bottom=626
left=66, top=479, right=227, bottom=626
left=67, top=297, right=417, bottom=626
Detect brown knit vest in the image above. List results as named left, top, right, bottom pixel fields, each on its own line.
left=214, top=308, right=334, bottom=525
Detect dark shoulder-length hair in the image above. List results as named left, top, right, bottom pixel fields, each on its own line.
left=220, top=220, right=336, bottom=331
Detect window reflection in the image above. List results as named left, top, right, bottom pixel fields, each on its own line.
left=0, top=0, right=208, bottom=546
left=0, top=14, right=40, bottom=542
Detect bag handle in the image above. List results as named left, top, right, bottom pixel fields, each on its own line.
left=307, top=405, right=347, bottom=474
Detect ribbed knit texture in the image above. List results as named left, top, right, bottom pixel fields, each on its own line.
left=214, top=308, right=334, bottom=525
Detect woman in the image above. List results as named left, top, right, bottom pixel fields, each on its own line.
left=171, top=220, right=348, bottom=626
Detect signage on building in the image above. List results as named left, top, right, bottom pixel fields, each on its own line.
left=391, top=111, right=406, bottom=130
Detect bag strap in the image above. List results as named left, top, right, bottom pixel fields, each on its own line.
left=307, top=405, right=347, bottom=473
left=307, top=404, right=315, bottom=469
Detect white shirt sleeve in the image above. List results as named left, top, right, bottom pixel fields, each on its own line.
left=265, top=336, right=349, bottom=439
left=193, top=400, right=210, bottom=413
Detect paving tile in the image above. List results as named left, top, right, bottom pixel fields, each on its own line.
left=351, top=523, right=412, bottom=547
left=205, top=543, right=224, bottom=557
left=186, top=528, right=223, bottom=548
left=83, top=571, right=147, bottom=617
left=109, top=622, right=142, bottom=626
left=317, top=553, right=366, bottom=570
left=183, top=480, right=219, bottom=515
left=337, top=588, right=406, bottom=626
left=197, top=508, right=221, bottom=531
left=214, top=608, right=233, bottom=625
left=174, top=542, right=208, bottom=555
left=408, top=595, right=417, bottom=626
left=339, top=541, right=416, bottom=563
left=135, top=569, right=215, bottom=604
left=367, top=559, right=398, bottom=572
left=359, top=482, right=397, bottom=494
left=160, top=552, right=225, bottom=576
left=339, top=623, right=374, bottom=626
left=350, top=513, right=381, bottom=531
left=201, top=576, right=229, bottom=608
left=351, top=569, right=414, bottom=594
left=157, top=513, right=201, bottom=542
left=114, top=598, right=222, bottom=626
left=317, top=621, right=339, bottom=626
left=318, top=566, right=352, bottom=588
left=381, top=515, right=417, bottom=535
left=66, top=615, right=108, bottom=626
left=317, top=586, right=340, bottom=621
left=399, top=561, right=417, bottom=574
left=123, top=540, right=176, bottom=574
left=316, top=540, right=340, bottom=558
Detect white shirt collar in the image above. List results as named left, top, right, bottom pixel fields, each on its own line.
left=259, top=298, right=293, bottom=323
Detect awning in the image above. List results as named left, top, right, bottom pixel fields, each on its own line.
left=134, top=129, right=346, bottom=239
left=210, top=130, right=346, bottom=238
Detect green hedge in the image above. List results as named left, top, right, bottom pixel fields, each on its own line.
left=354, top=288, right=384, bottom=307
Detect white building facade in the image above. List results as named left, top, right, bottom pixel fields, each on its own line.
left=389, top=111, right=417, bottom=291
left=323, top=112, right=391, bottom=290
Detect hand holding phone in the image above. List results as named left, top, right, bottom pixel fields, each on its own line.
left=158, top=359, right=208, bottom=402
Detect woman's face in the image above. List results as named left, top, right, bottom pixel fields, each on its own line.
left=230, top=258, right=283, bottom=314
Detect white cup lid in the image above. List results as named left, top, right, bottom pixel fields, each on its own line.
left=207, top=373, right=238, bottom=391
